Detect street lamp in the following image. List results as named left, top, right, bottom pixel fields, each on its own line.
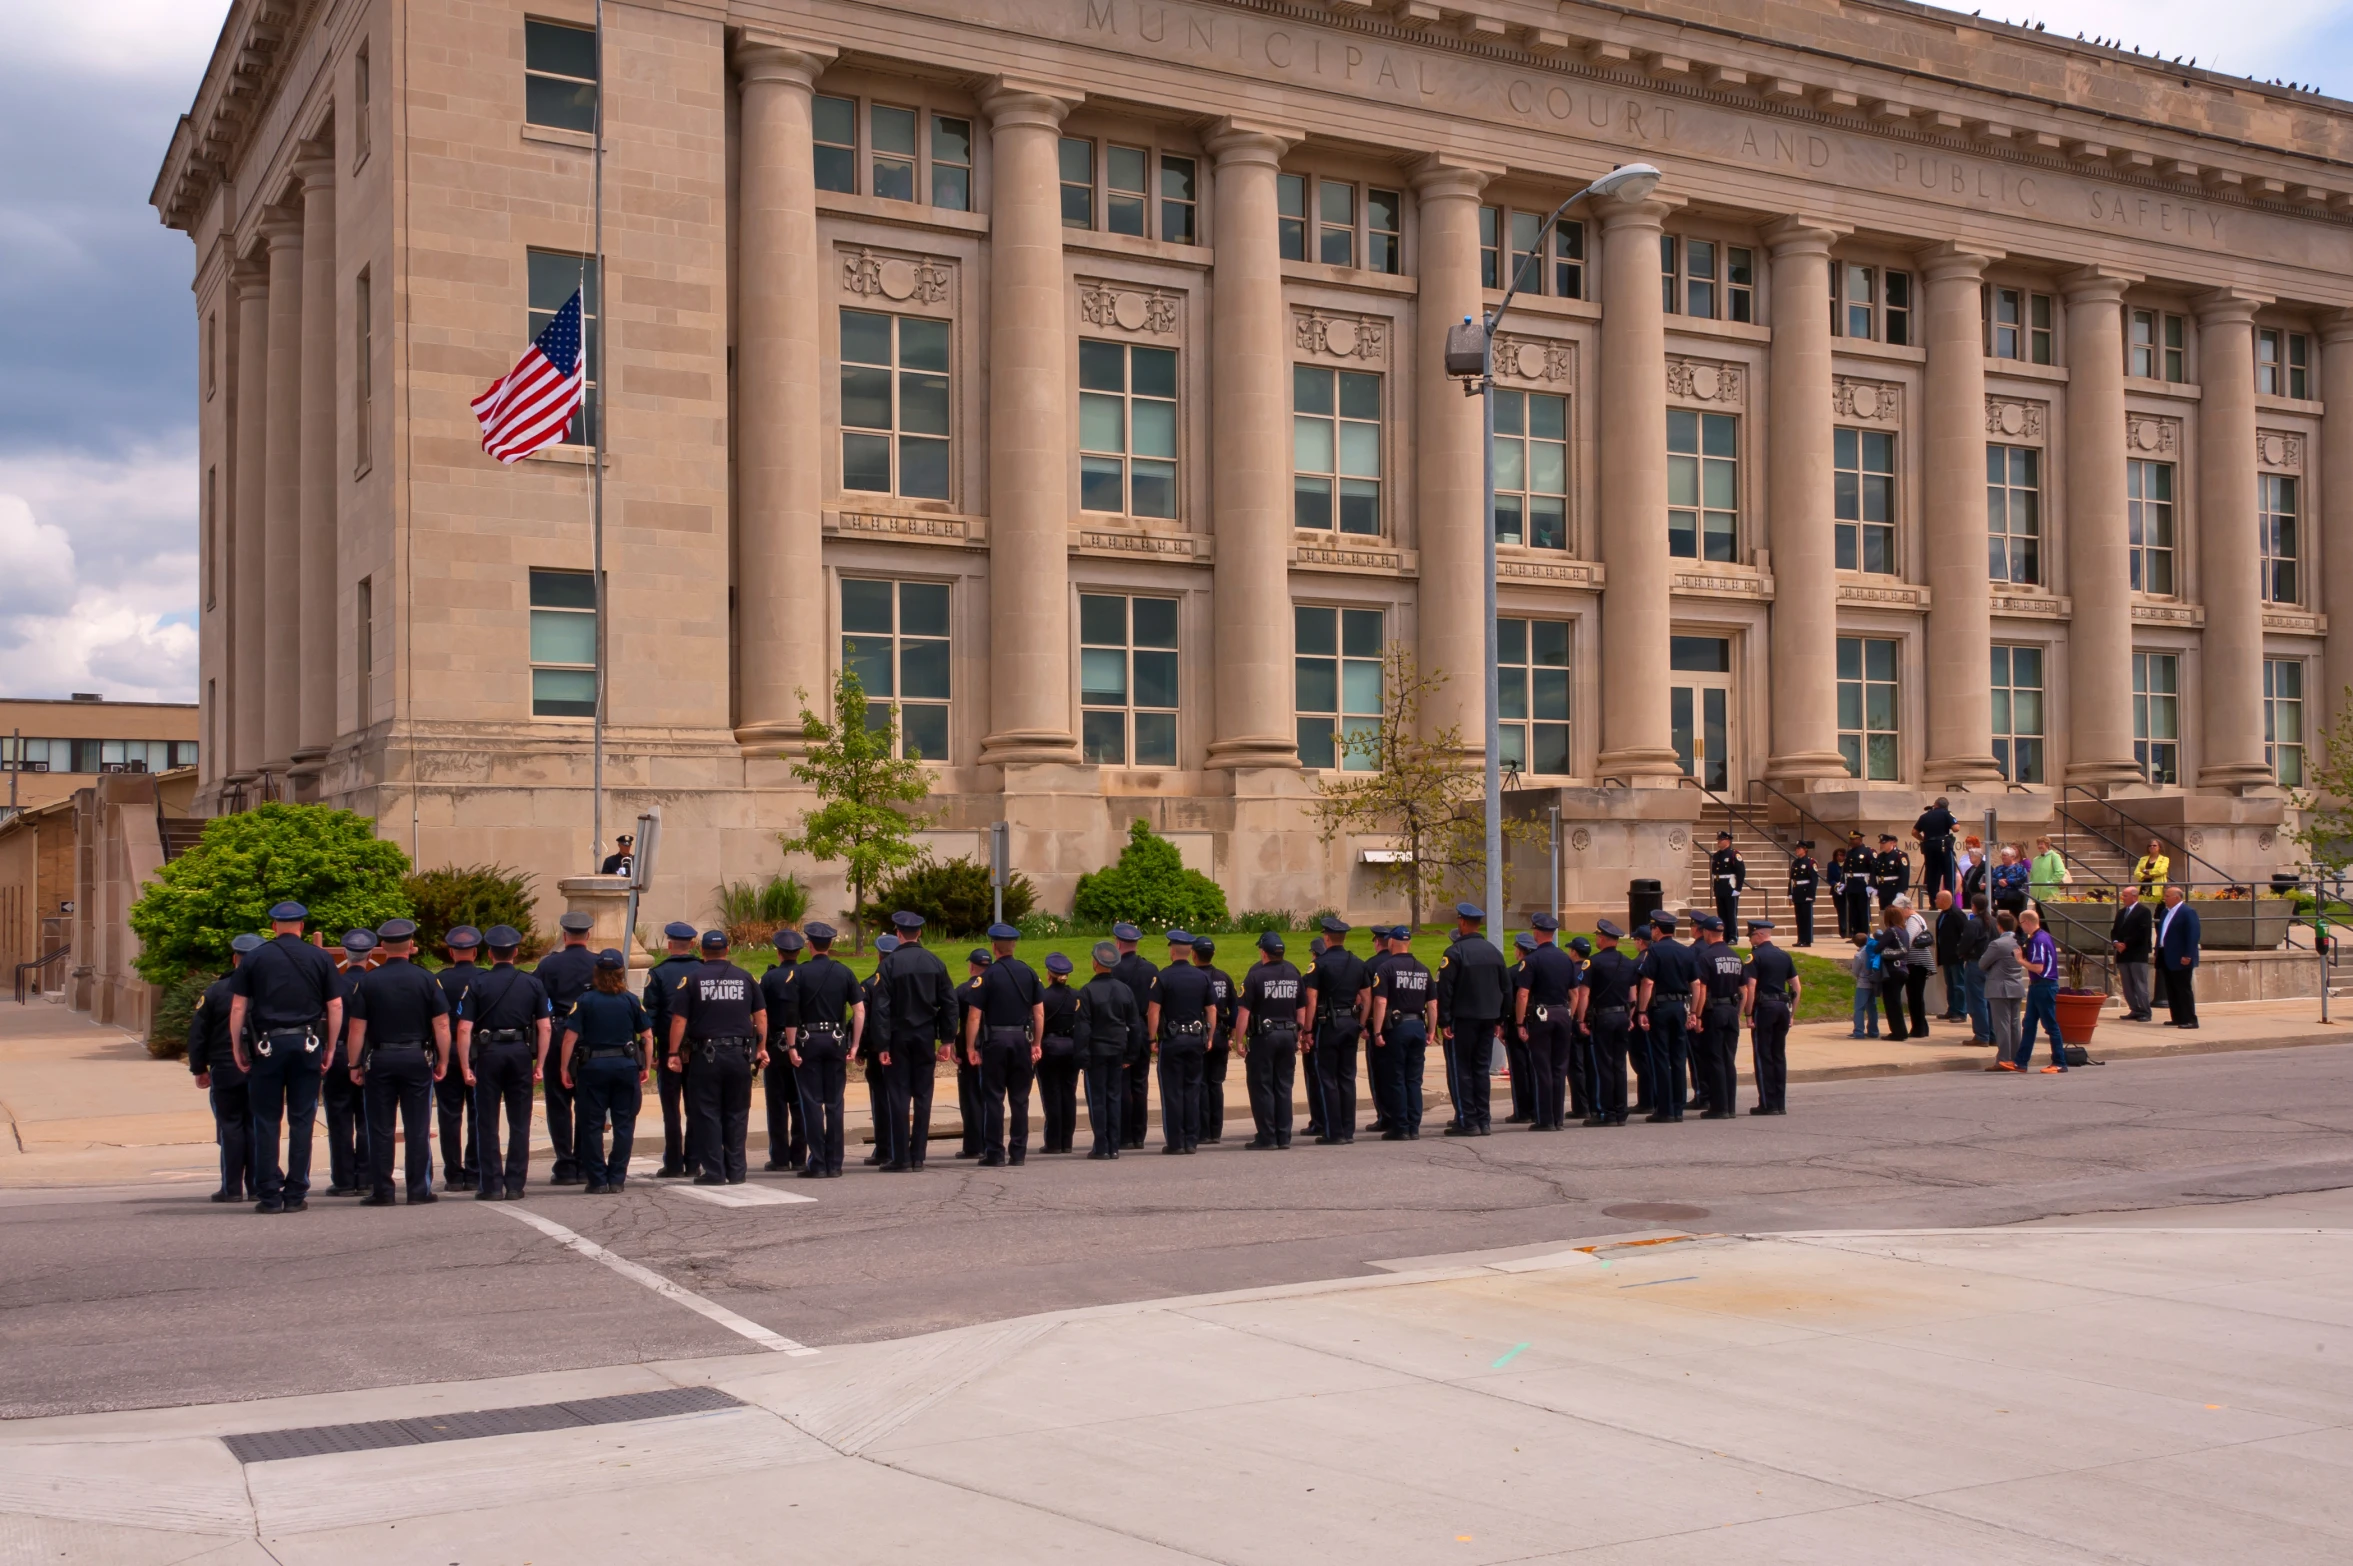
left=1447, top=162, right=1661, bottom=942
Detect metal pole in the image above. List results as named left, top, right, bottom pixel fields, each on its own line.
left=587, top=0, right=607, bottom=870
left=1549, top=803, right=1560, bottom=931
left=1480, top=350, right=1502, bottom=938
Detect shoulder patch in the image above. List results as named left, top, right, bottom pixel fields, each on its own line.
left=1438, top=956, right=1449, bottom=969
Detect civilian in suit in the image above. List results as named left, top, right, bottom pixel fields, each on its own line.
left=2109, top=886, right=2156, bottom=1022
left=2157, top=886, right=2200, bottom=1029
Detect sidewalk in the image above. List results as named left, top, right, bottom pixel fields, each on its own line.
left=3, top=994, right=2342, bottom=1188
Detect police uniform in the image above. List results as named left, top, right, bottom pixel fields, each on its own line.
left=1561, top=937, right=1595, bottom=1120
left=560, top=950, right=651, bottom=1191
left=759, top=932, right=807, bottom=1171
left=1357, top=929, right=1399, bottom=1134
left=349, top=920, right=452, bottom=1203
left=1744, top=924, right=1799, bottom=1115
left=432, top=928, right=484, bottom=1191
left=1505, top=934, right=1537, bottom=1124
left=1301, top=935, right=1329, bottom=1136
left=1709, top=840, right=1747, bottom=933
left=1691, top=917, right=1747, bottom=1120
left=1074, top=949, right=1143, bottom=1157
left=599, top=836, right=634, bottom=876
left=321, top=931, right=374, bottom=1197
left=641, top=925, right=705, bottom=1177
left=858, top=937, right=895, bottom=1166
left=1368, top=936, right=1432, bottom=1139
left=1435, top=906, right=1508, bottom=1136
left=1036, top=954, right=1083, bottom=1154
left=188, top=937, right=260, bottom=1202
left=228, top=907, right=343, bottom=1211
left=1839, top=840, right=1875, bottom=937
left=1110, top=928, right=1158, bottom=1149
left=670, top=933, right=762, bottom=1184
left=1518, top=917, right=1580, bottom=1131
left=955, top=952, right=990, bottom=1158
left=1578, top=930, right=1635, bottom=1125
left=1237, top=935, right=1304, bottom=1149
left=1786, top=847, right=1822, bottom=949
left=872, top=917, right=957, bottom=1171
left=969, top=930, right=1044, bottom=1165
left=1150, top=941, right=1217, bottom=1153
left=463, top=929, right=554, bottom=1199
left=1914, top=802, right=1959, bottom=901
left=1873, top=838, right=1911, bottom=915
left=534, top=917, right=601, bottom=1185
left=1197, top=947, right=1237, bottom=1144
left=1635, top=916, right=1699, bottom=1122
left=1305, top=920, right=1368, bottom=1145
left=788, top=934, right=860, bottom=1177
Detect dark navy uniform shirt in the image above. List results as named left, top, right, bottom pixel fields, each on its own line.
left=1307, top=947, right=1369, bottom=1022
left=1745, top=942, right=1799, bottom=999
left=793, top=955, right=860, bottom=1031
left=1637, top=938, right=1701, bottom=1003
left=673, top=960, right=760, bottom=1040
left=229, top=933, right=340, bottom=1030
left=566, top=989, right=650, bottom=1050
left=1371, top=953, right=1432, bottom=1021
left=188, top=973, right=240, bottom=1074
left=1150, top=961, right=1216, bottom=1033
left=1435, top=935, right=1508, bottom=1025
left=759, top=960, right=800, bottom=1041
left=348, top=957, right=450, bottom=1043
left=1111, top=952, right=1158, bottom=1050
left=1788, top=856, right=1821, bottom=899
left=436, top=961, right=483, bottom=1025
left=1201, top=965, right=1236, bottom=1041
left=1041, top=980, right=1080, bottom=1044
left=642, top=954, right=701, bottom=1042
left=976, top=956, right=1045, bottom=1029
left=464, top=964, right=554, bottom=1034
left=1584, top=948, right=1640, bottom=1011
left=1521, top=944, right=1580, bottom=1007
left=1240, top=959, right=1304, bottom=1032
left=1073, top=975, right=1141, bottom=1058
left=876, top=943, right=957, bottom=1042
left=1698, top=942, right=1748, bottom=1009
left=1709, top=848, right=1747, bottom=892
left=535, top=944, right=599, bottom=1011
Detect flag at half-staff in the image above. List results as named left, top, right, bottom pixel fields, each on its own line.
left=470, top=289, right=584, bottom=463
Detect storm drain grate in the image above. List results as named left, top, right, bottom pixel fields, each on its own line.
left=222, top=1385, right=743, bottom=1463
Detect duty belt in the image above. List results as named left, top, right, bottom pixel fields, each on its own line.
left=1254, top=1019, right=1298, bottom=1037
left=1591, top=1004, right=1629, bottom=1018
left=1650, top=992, right=1691, bottom=1003
left=691, top=1035, right=755, bottom=1060
left=372, top=1038, right=430, bottom=1049
left=477, top=1027, right=530, bottom=1045
left=1164, top=1020, right=1206, bottom=1036
left=581, top=1044, right=638, bottom=1059
left=254, top=1026, right=320, bottom=1058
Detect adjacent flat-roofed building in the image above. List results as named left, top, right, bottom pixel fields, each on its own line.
left=154, top=0, right=2344, bottom=922
left=0, top=696, right=200, bottom=817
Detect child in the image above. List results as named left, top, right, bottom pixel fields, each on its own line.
left=1849, top=932, right=1880, bottom=1038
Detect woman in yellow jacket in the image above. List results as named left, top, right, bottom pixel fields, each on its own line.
left=2133, top=839, right=2170, bottom=897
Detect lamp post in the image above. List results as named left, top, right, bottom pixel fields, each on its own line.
left=1447, top=163, right=1662, bottom=938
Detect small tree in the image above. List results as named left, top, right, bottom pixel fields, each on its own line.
left=1072, top=819, right=1230, bottom=931
left=2289, top=686, right=2353, bottom=884
left=777, top=667, right=934, bottom=952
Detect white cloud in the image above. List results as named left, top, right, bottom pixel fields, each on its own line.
left=12, top=2, right=230, bottom=83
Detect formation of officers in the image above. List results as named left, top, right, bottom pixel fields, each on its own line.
left=189, top=898, right=1802, bottom=1207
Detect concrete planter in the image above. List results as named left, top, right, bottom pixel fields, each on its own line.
left=2040, top=898, right=2293, bottom=953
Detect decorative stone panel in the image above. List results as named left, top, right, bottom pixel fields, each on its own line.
left=2132, top=601, right=2206, bottom=627
left=1500, top=556, right=1604, bottom=588
left=1292, top=540, right=1417, bottom=575
left=826, top=511, right=982, bottom=547
left=1665, top=356, right=1744, bottom=406
left=1492, top=331, right=1574, bottom=383
left=1293, top=309, right=1387, bottom=362
left=1984, top=397, right=2046, bottom=440
left=2256, top=429, right=2305, bottom=471
left=1837, top=580, right=1930, bottom=609
left=1832, top=377, right=1902, bottom=422
left=2126, top=415, right=2180, bottom=455
left=1078, top=278, right=1180, bottom=336
left=840, top=246, right=952, bottom=305
left=1991, top=591, right=2070, bottom=618
left=1074, top=526, right=1209, bottom=563
left=1670, top=567, right=1772, bottom=600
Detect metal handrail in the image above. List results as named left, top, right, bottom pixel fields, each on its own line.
left=1746, top=777, right=1850, bottom=860
left=1675, top=775, right=1802, bottom=867
left=13, top=944, right=70, bottom=1005
left=2057, top=785, right=2244, bottom=892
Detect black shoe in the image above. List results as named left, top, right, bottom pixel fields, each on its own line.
left=981, top=1152, right=1007, bottom=1167
left=953, top=1149, right=980, bottom=1160
left=763, top=1161, right=789, bottom=1172
left=797, top=1167, right=827, bottom=1179
left=505, top=1187, right=525, bottom=1200
left=585, top=1181, right=610, bottom=1194
left=1246, top=1138, right=1273, bottom=1151
left=1505, top=1114, right=1531, bottom=1124
left=1178, top=1146, right=1195, bottom=1155
left=1274, top=1139, right=1291, bottom=1149
left=656, top=1164, right=688, bottom=1178
left=410, top=1190, right=439, bottom=1204
left=1701, top=1110, right=1735, bottom=1121
left=1476, top=1126, right=1492, bottom=1136
left=1314, top=1135, right=1338, bottom=1145
left=1010, top=1154, right=1027, bottom=1166
left=693, top=1174, right=726, bottom=1186
left=1583, top=1115, right=1610, bottom=1127
left=1405, top=1130, right=1420, bottom=1140
left=1443, top=1125, right=1475, bottom=1137
left=1161, top=1145, right=1186, bottom=1155
left=1645, top=1112, right=1674, bottom=1123
left=325, top=1185, right=359, bottom=1198
left=1382, top=1130, right=1406, bottom=1141
left=475, top=1189, right=503, bottom=1201
left=283, top=1198, right=309, bottom=1212
left=361, top=1192, right=396, bottom=1207
left=824, top=1168, right=843, bottom=1177
left=209, top=1189, right=239, bottom=1203
left=550, top=1175, right=586, bottom=1187
left=1748, top=1106, right=1773, bottom=1116
left=255, top=1199, right=285, bottom=1214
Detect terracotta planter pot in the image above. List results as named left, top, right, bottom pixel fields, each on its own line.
left=2054, top=988, right=2106, bottom=1047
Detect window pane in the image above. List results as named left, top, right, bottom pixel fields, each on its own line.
left=524, top=76, right=597, bottom=133
left=1107, top=145, right=1147, bottom=193
left=1134, top=649, right=1179, bottom=709
left=1131, top=346, right=1177, bottom=398
left=1532, top=666, right=1570, bottom=722
left=1293, top=365, right=1332, bottom=415
left=898, top=372, right=949, bottom=436
left=1130, top=460, right=1176, bottom=518
left=1134, top=711, right=1177, bottom=767
left=1498, top=665, right=1528, bottom=721
left=1342, top=658, right=1382, bottom=715
left=898, top=317, right=949, bottom=373
left=1081, top=646, right=1128, bottom=705
left=1667, top=407, right=1698, bottom=453
left=1338, top=372, right=1381, bottom=421
left=1341, top=609, right=1383, bottom=658
left=529, top=609, right=595, bottom=665
left=1293, top=415, right=1334, bottom=473
left=1132, top=597, right=1177, bottom=647
left=1531, top=620, right=1569, bottom=666
left=840, top=310, right=893, bottom=366
left=840, top=432, right=890, bottom=494
left=900, top=637, right=952, bottom=701
left=1298, top=716, right=1336, bottom=770
left=1337, top=421, right=1380, bottom=479
left=532, top=667, right=597, bottom=717
left=530, top=569, right=596, bottom=609
left=1295, top=656, right=1337, bottom=713
left=1080, top=392, right=1126, bottom=454
left=1130, top=400, right=1176, bottom=460
left=1338, top=480, right=1380, bottom=535
left=1293, top=476, right=1332, bottom=529
left=1080, top=594, right=1126, bottom=645
left=1080, top=455, right=1126, bottom=513
left=1295, top=606, right=1336, bottom=656
left=899, top=437, right=949, bottom=499
left=899, top=704, right=947, bottom=762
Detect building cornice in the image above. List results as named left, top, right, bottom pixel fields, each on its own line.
left=151, top=0, right=318, bottom=235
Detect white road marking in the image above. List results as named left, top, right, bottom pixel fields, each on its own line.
left=492, top=1203, right=818, bottom=1355
left=665, top=1181, right=818, bottom=1208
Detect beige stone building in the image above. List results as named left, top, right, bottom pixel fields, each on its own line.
left=156, top=0, right=2349, bottom=926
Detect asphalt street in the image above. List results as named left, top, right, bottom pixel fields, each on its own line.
left=6, top=1042, right=2351, bottom=1419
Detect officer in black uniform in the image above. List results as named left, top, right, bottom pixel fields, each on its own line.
left=188, top=933, right=262, bottom=1202
left=1036, top=952, right=1082, bottom=1153
left=1634, top=912, right=1698, bottom=1123
left=860, top=932, right=897, bottom=1165
left=1301, top=934, right=1329, bottom=1137
left=873, top=913, right=956, bottom=1171
left=953, top=947, right=989, bottom=1158
left=348, top=918, right=453, bottom=1205
left=1300, top=917, right=1365, bottom=1145
left=759, top=930, right=807, bottom=1171
left=1562, top=935, right=1595, bottom=1121
left=1913, top=795, right=1959, bottom=902
left=1365, top=928, right=1431, bottom=1140
left=1109, top=924, right=1157, bottom=1149
left=1234, top=930, right=1303, bottom=1149
left=599, top=834, right=635, bottom=876
left=534, top=912, right=600, bottom=1186
left=1839, top=832, right=1874, bottom=939
left=321, top=928, right=374, bottom=1197
left=1356, top=927, right=1397, bottom=1135
left=1580, top=921, right=1637, bottom=1126
left=1873, top=833, right=1911, bottom=918
left=963, top=924, right=1043, bottom=1166
left=557, top=949, right=652, bottom=1192
left=432, top=926, right=484, bottom=1192
left=228, top=901, right=343, bottom=1214
left=641, top=922, right=703, bottom=1177
left=1691, top=914, right=1747, bottom=1121
left=1515, top=912, right=1579, bottom=1131
left=1147, top=932, right=1217, bottom=1154
left=1786, top=842, right=1821, bottom=949
left=782, top=923, right=859, bottom=1177
left=1435, top=903, right=1508, bottom=1137
left=1742, top=918, right=1801, bottom=1116
left=1709, top=831, right=1747, bottom=933
left=1505, top=932, right=1538, bottom=1123
left=1194, top=939, right=1237, bottom=1144
left=459, top=925, right=553, bottom=1200
left=668, top=929, right=764, bottom=1186
left=1074, top=942, right=1143, bottom=1158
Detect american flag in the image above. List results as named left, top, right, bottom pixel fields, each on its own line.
left=470, top=290, right=585, bottom=463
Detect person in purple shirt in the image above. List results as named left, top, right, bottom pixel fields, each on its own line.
left=2012, top=908, right=2067, bottom=1072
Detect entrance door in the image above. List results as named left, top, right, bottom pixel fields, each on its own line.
left=1670, top=635, right=1736, bottom=791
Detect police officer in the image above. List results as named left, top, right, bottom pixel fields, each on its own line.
left=1036, top=952, right=1082, bottom=1154
left=1742, top=919, right=1800, bottom=1116
left=859, top=932, right=897, bottom=1166
left=535, top=912, right=600, bottom=1186
left=1148, top=930, right=1217, bottom=1154
left=188, top=933, right=262, bottom=1203
left=1515, top=913, right=1579, bottom=1131
left=1787, top=841, right=1822, bottom=950
left=759, top=930, right=807, bottom=1171
left=1562, top=935, right=1595, bottom=1121
left=1634, top=912, right=1699, bottom=1123
left=1839, top=832, right=1874, bottom=938
left=641, top=922, right=703, bottom=1177
left=321, top=928, right=374, bottom=1197
left=1194, top=939, right=1237, bottom=1144
left=1709, top=831, right=1747, bottom=933
left=1109, top=924, right=1158, bottom=1149
left=1301, top=933, right=1330, bottom=1138
left=1873, top=833, right=1911, bottom=916
left=227, top=901, right=343, bottom=1214
left=965, top=923, right=1044, bottom=1166
left=668, top=929, right=764, bottom=1186
left=432, top=926, right=484, bottom=1192
left=1301, top=917, right=1366, bottom=1145
left=1913, top=795, right=1959, bottom=902
left=1074, top=942, right=1143, bottom=1158
left=599, top=834, right=635, bottom=876
left=787, top=923, right=861, bottom=1178
left=1365, top=927, right=1431, bottom=1140
left=460, top=925, right=553, bottom=1200
left=348, top=918, right=454, bottom=1205
left=1505, top=932, right=1538, bottom=1124
left=1435, top=903, right=1508, bottom=1137
left=1691, top=914, right=1746, bottom=1121
left=1357, top=927, right=1399, bottom=1135
left=1233, top=931, right=1303, bottom=1150
left=1580, top=921, right=1638, bottom=1126
left=873, top=912, right=956, bottom=1172
left=556, top=948, right=653, bottom=1192
left=953, top=947, right=990, bottom=1158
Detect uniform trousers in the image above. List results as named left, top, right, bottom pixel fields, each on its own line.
left=207, top=1066, right=256, bottom=1199
left=1714, top=888, right=1741, bottom=934
left=1119, top=1041, right=1152, bottom=1148
left=2166, top=960, right=2200, bottom=1027
left=1841, top=887, right=1873, bottom=940
left=656, top=1057, right=692, bottom=1174
left=1502, top=1025, right=1534, bottom=1122
left=1378, top=1021, right=1427, bottom=1136
left=473, top=1042, right=537, bottom=1196
left=1750, top=996, right=1792, bottom=1111
left=1694, top=1004, right=1741, bottom=1118
left=1791, top=895, right=1816, bottom=948
left=1566, top=1019, right=1594, bottom=1119
left=1300, top=1025, right=1328, bottom=1135
left=861, top=1052, right=888, bottom=1164
left=1200, top=1039, right=1232, bottom=1141
left=1362, top=1028, right=1396, bottom=1131
left=543, top=1069, right=580, bottom=1183
left=1524, top=1010, right=1572, bottom=1129
left=1587, top=1008, right=1631, bottom=1122
left=686, top=1039, right=754, bottom=1182
left=1449, top=1020, right=1498, bottom=1131
left=363, top=1046, right=436, bottom=1199
left=320, top=1040, right=368, bottom=1192
left=1314, top=1021, right=1360, bottom=1142
left=572, top=1055, right=642, bottom=1186
left=1156, top=1034, right=1206, bottom=1150
left=979, top=1028, right=1038, bottom=1161
left=1035, top=1044, right=1081, bottom=1153
left=247, top=1032, right=326, bottom=1205
left=432, top=1068, right=476, bottom=1188
left=1439, top=1030, right=1464, bottom=1128
left=884, top=1040, right=938, bottom=1168
left=1082, top=1053, right=1126, bottom=1155
left=1244, top=1028, right=1298, bottom=1146
left=956, top=1050, right=984, bottom=1156
left=761, top=1046, right=807, bottom=1169
left=1641, top=1006, right=1689, bottom=1121
left=794, top=1042, right=848, bottom=1176
left=1924, top=848, right=1956, bottom=901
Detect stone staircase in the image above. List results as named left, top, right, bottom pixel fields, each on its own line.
left=2042, top=815, right=2138, bottom=893
left=159, top=818, right=208, bottom=862
left=1683, top=801, right=1802, bottom=924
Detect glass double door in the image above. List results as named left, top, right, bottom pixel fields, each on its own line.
left=1670, top=635, right=1736, bottom=791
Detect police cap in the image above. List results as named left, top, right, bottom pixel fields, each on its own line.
left=559, top=911, right=595, bottom=934
left=663, top=921, right=698, bottom=941
left=268, top=901, right=307, bottom=923
left=892, top=910, right=926, bottom=931
left=1044, top=952, right=1074, bottom=975
left=773, top=928, right=806, bottom=952
left=1716, top=830, right=1734, bottom=843
left=340, top=929, right=377, bottom=954
left=1091, top=941, right=1120, bottom=968
left=988, top=923, right=1020, bottom=941
left=375, top=918, right=418, bottom=942
left=230, top=932, right=266, bottom=955
left=1454, top=901, right=1485, bottom=921
left=616, top=835, right=633, bottom=845
left=1651, top=912, right=1678, bottom=932
left=804, top=921, right=837, bottom=943
left=1319, top=915, right=1349, bottom=935
left=1513, top=932, right=1537, bottom=952
left=1746, top=918, right=1776, bottom=932
left=967, top=948, right=991, bottom=967
left=1190, top=937, right=1215, bottom=957
left=1595, top=919, right=1624, bottom=939
left=445, top=925, right=482, bottom=950
left=874, top=934, right=900, bottom=954
left=1567, top=936, right=1593, bottom=955
left=1693, top=913, right=1723, bottom=932
left=1112, top=922, right=1142, bottom=942
left=700, top=929, right=729, bottom=950
left=1164, top=928, right=1194, bottom=946
left=1878, top=833, right=1898, bottom=844
left=1256, top=930, right=1286, bottom=954
left=485, top=924, right=523, bottom=949
left=1530, top=911, right=1560, bottom=931
left=1797, top=839, right=1816, bottom=849
left=594, top=948, right=627, bottom=970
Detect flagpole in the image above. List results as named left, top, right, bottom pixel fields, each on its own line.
left=588, top=0, right=607, bottom=873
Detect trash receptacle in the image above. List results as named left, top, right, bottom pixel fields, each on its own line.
left=1628, top=878, right=1664, bottom=935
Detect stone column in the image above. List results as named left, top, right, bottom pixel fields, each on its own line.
left=1762, top=218, right=1848, bottom=785
left=2196, top=291, right=2274, bottom=792
left=292, top=157, right=338, bottom=776
left=1919, top=244, right=2004, bottom=787
left=2321, top=313, right=2353, bottom=729
left=1412, top=159, right=1491, bottom=744
left=1594, top=192, right=1681, bottom=779
left=259, top=212, right=306, bottom=774
left=732, top=39, right=836, bottom=751
left=229, top=258, right=271, bottom=781
left=978, top=81, right=1080, bottom=765
left=1204, top=121, right=1300, bottom=769
left=2060, top=269, right=2144, bottom=790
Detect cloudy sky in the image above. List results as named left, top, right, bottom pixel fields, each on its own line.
left=2, top=2, right=2349, bottom=706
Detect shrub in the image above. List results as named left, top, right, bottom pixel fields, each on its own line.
left=862, top=855, right=1035, bottom=938
left=128, top=803, right=412, bottom=986
left=146, top=966, right=220, bottom=1061
left=1072, top=820, right=1230, bottom=932
left=717, top=873, right=812, bottom=946
left=403, top=863, right=541, bottom=957
left=1231, top=909, right=1293, bottom=935
left=1015, top=909, right=1074, bottom=939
